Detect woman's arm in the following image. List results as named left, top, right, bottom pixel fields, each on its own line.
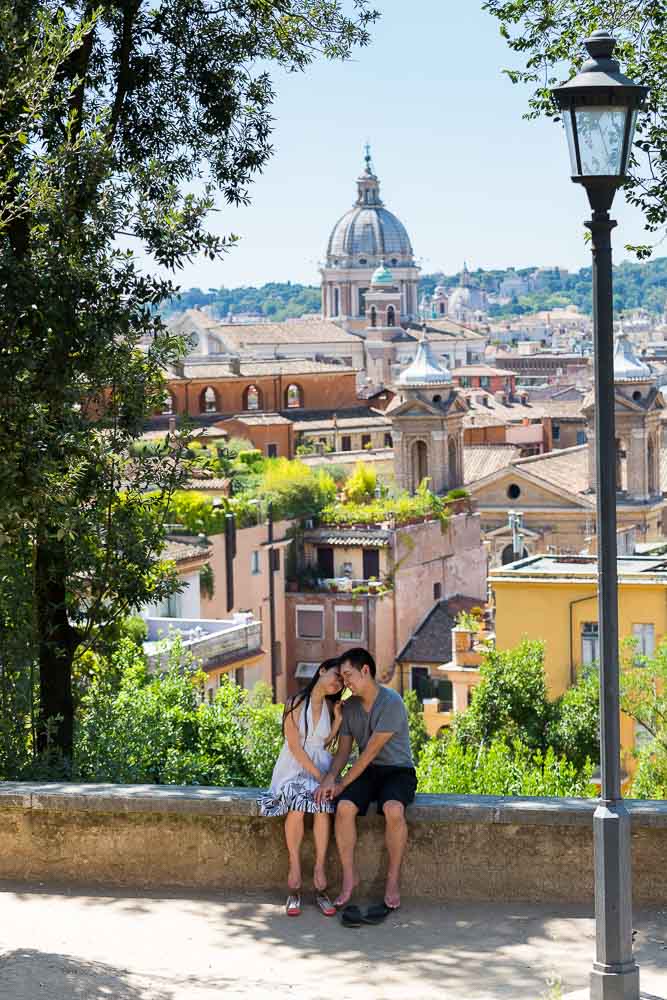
left=324, top=700, right=343, bottom=749
left=284, top=704, right=324, bottom=782
left=314, top=734, right=354, bottom=804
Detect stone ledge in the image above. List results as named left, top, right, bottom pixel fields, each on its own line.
left=2, top=782, right=667, bottom=826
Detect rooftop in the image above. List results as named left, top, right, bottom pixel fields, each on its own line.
left=397, top=596, right=481, bottom=664
left=143, top=615, right=262, bottom=672
left=491, top=553, right=667, bottom=583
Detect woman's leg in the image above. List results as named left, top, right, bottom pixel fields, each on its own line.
left=284, top=811, right=305, bottom=890
left=312, top=812, right=331, bottom=891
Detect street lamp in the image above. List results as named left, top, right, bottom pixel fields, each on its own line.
left=552, top=31, right=647, bottom=1000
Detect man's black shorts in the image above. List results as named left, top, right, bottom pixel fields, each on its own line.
left=336, top=764, right=417, bottom=817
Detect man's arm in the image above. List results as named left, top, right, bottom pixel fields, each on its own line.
left=314, top=734, right=353, bottom=804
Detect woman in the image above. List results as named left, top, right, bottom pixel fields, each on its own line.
left=259, top=658, right=344, bottom=917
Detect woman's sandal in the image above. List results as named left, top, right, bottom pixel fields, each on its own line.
left=315, top=892, right=337, bottom=917
left=286, top=893, right=301, bottom=917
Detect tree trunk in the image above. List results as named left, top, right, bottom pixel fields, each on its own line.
left=34, top=534, right=78, bottom=762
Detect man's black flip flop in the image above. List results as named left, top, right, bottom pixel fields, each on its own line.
left=361, top=902, right=395, bottom=925
left=340, top=905, right=363, bottom=928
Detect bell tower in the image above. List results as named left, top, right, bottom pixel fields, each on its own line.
left=387, top=331, right=468, bottom=495
left=585, top=333, right=663, bottom=503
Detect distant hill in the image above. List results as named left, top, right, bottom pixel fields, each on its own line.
left=161, top=257, right=667, bottom=323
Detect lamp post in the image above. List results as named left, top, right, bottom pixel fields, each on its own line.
left=551, top=31, right=647, bottom=1000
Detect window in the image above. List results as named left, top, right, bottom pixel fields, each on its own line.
left=244, top=384, right=261, bottom=410
left=271, top=548, right=281, bottom=572
left=203, top=386, right=217, bottom=413
left=267, top=443, right=278, bottom=458
left=358, top=287, right=368, bottom=314
left=459, top=376, right=470, bottom=388
left=251, top=550, right=261, bottom=575
left=387, top=305, right=395, bottom=327
left=361, top=434, right=371, bottom=449
left=633, top=623, right=655, bottom=660
left=317, top=546, right=334, bottom=578
left=480, top=377, right=490, bottom=389
left=285, top=384, right=303, bottom=409
left=370, top=306, right=377, bottom=328
left=432, top=394, right=442, bottom=403
left=391, top=258, right=398, bottom=266
left=410, top=667, right=453, bottom=709
left=581, top=622, right=599, bottom=666
left=333, top=288, right=340, bottom=317
left=433, top=582, right=442, bottom=601
left=362, top=548, right=380, bottom=580
left=341, top=435, right=351, bottom=452
left=160, top=592, right=182, bottom=617
left=335, top=606, right=364, bottom=641
left=297, top=606, right=325, bottom=640
left=234, top=667, right=245, bottom=688
left=576, top=430, right=587, bottom=445
left=384, top=433, right=393, bottom=448
left=507, top=483, right=521, bottom=500
left=553, top=423, right=561, bottom=441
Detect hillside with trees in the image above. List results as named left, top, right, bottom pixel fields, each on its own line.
left=163, top=257, right=667, bottom=323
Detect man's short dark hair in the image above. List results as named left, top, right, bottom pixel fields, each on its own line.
left=340, top=647, right=376, bottom=678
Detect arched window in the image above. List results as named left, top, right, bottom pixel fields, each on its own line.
left=162, top=392, right=174, bottom=416
left=243, top=384, right=261, bottom=411
left=387, top=306, right=395, bottom=327
left=370, top=306, right=377, bottom=328
left=333, top=288, right=340, bottom=317
left=502, top=543, right=528, bottom=565
left=616, top=438, right=628, bottom=491
left=433, top=394, right=442, bottom=404
left=391, top=258, right=398, bottom=266
left=285, top=383, right=303, bottom=409
left=439, top=302, right=446, bottom=315
left=448, top=437, right=458, bottom=488
left=648, top=436, right=656, bottom=494
left=411, top=440, right=428, bottom=493
left=202, top=386, right=218, bottom=414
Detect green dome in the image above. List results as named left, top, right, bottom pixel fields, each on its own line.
left=371, top=262, right=394, bottom=285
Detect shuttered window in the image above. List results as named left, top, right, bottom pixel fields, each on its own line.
left=335, top=607, right=364, bottom=641
left=296, top=607, right=324, bottom=639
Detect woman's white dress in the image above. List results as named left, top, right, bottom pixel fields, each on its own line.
left=259, top=698, right=334, bottom=816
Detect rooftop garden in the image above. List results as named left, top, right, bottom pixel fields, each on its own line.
left=162, top=455, right=469, bottom=536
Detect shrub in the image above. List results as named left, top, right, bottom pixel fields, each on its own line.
left=446, top=488, right=469, bottom=500
left=417, top=734, right=594, bottom=798
left=403, top=689, right=429, bottom=763
left=345, top=461, right=377, bottom=503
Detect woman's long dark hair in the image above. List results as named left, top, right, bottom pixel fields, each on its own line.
left=283, top=657, right=343, bottom=746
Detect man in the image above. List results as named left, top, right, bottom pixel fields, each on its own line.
left=315, top=647, right=416, bottom=910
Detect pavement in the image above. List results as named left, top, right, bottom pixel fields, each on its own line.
left=1, top=883, right=666, bottom=1000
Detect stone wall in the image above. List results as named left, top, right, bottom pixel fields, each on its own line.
left=3, top=784, right=667, bottom=904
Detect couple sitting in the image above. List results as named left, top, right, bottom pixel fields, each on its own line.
left=259, top=648, right=416, bottom=921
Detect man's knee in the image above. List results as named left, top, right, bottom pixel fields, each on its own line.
left=383, top=800, right=406, bottom=824
left=336, top=799, right=358, bottom=822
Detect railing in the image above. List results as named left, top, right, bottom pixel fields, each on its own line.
left=143, top=616, right=262, bottom=671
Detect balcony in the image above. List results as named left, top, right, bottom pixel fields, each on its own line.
left=143, top=614, right=262, bottom=672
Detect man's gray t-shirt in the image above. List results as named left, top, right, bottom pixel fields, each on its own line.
left=340, top=685, right=414, bottom=768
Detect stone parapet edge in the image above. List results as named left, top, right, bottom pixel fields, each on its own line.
left=2, top=782, right=667, bottom=827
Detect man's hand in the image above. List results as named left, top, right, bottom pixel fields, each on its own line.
left=314, top=774, right=336, bottom=805
left=328, top=781, right=345, bottom=800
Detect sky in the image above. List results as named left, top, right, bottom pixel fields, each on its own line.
left=156, top=2, right=651, bottom=291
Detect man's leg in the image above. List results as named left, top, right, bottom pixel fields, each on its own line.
left=334, top=800, right=360, bottom=906
left=284, top=811, right=305, bottom=891
left=382, top=800, right=408, bottom=909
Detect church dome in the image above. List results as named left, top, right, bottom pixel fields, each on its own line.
left=326, top=150, right=414, bottom=267
left=397, top=333, right=452, bottom=387
left=614, top=332, right=653, bottom=382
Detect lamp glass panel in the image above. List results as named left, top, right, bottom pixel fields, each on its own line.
left=563, top=111, right=579, bottom=174
left=573, top=105, right=628, bottom=175
left=621, top=108, right=639, bottom=173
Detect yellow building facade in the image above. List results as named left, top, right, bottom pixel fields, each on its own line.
left=491, top=554, right=667, bottom=771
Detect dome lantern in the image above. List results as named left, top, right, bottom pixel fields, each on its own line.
left=397, top=330, right=453, bottom=388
